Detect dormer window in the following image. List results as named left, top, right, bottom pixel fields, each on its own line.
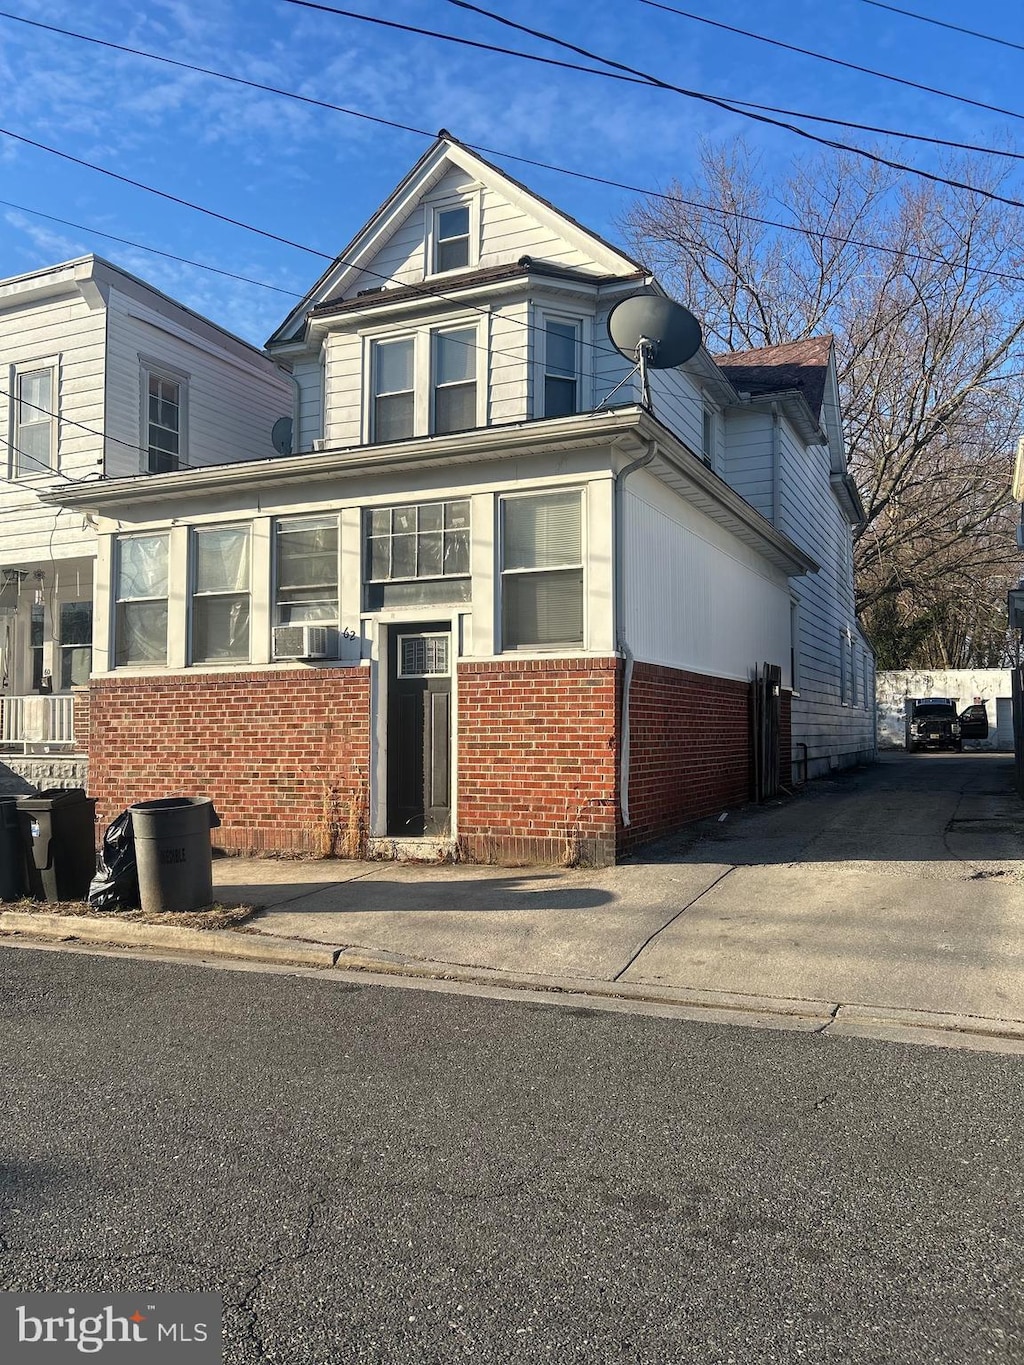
left=433, top=204, right=470, bottom=273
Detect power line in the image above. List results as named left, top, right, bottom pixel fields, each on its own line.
left=6, top=5, right=1024, bottom=300
left=2, top=4, right=1021, bottom=170
left=859, top=0, right=1024, bottom=56
left=0, top=124, right=630, bottom=371
left=3, top=7, right=1024, bottom=385
left=640, top=0, right=1024, bottom=126
left=0, top=197, right=302, bottom=298
left=337, top=0, right=1024, bottom=213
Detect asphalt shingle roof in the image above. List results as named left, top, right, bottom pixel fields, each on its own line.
left=714, top=336, right=833, bottom=417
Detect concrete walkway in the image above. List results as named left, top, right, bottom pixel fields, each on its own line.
left=199, top=751, right=1024, bottom=1048
left=4, top=752, right=1023, bottom=1050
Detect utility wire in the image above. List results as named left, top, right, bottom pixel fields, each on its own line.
left=6, top=5, right=1024, bottom=299
left=859, top=0, right=1024, bottom=56
left=2, top=6, right=1021, bottom=166
left=0, top=197, right=303, bottom=297
left=308, top=0, right=1024, bottom=212
left=0, top=383, right=199, bottom=476
left=640, top=0, right=1024, bottom=126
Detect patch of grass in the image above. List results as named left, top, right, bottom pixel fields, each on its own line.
left=0, top=898, right=258, bottom=929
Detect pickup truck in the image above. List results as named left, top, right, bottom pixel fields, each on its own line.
left=907, top=698, right=989, bottom=752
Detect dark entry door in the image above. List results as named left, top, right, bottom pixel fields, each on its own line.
left=387, top=625, right=452, bottom=837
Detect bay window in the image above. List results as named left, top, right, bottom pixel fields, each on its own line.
left=543, top=319, right=580, bottom=418
left=369, top=324, right=480, bottom=442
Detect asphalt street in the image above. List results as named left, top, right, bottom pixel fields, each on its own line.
left=1, top=945, right=1022, bottom=1364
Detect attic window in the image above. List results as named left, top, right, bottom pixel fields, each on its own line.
left=434, top=205, right=470, bottom=273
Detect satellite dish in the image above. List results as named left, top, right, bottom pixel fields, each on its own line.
left=604, top=294, right=702, bottom=413
left=271, top=416, right=293, bottom=456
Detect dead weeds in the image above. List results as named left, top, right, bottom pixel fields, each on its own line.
left=0, top=898, right=258, bottom=930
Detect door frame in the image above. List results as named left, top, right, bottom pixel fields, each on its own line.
left=369, top=613, right=460, bottom=840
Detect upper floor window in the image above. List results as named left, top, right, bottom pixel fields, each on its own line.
left=372, top=338, right=415, bottom=444
left=13, top=365, right=56, bottom=478
left=434, top=204, right=470, bottom=273
left=114, top=534, right=169, bottom=667
left=143, top=362, right=187, bottom=473
left=370, top=326, right=480, bottom=443
left=191, top=526, right=250, bottom=663
left=275, top=518, right=339, bottom=625
left=364, top=499, right=471, bottom=609
left=544, top=320, right=580, bottom=418
left=501, top=490, right=584, bottom=649
left=433, top=328, right=477, bottom=435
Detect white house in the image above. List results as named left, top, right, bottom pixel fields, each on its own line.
left=45, top=135, right=874, bottom=863
left=0, top=255, right=292, bottom=785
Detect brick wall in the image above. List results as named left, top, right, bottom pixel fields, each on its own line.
left=621, top=662, right=756, bottom=854
left=87, top=668, right=371, bottom=855
left=71, top=686, right=91, bottom=753
left=456, top=657, right=620, bottom=866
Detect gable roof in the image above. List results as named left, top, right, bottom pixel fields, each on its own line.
left=713, top=336, right=834, bottom=419
left=267, top=131, right=644, bottom=347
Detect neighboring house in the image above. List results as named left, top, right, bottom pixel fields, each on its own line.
left=0, top=255, right=293, bottom=789
left=877, top=669, right=1013, bottom=750
left=715, top=339, right=876, bottom=780
left=45, top=135, right=873, bottom=863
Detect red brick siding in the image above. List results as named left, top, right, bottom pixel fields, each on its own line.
left=620, top=662, right=755, bottom=854
left=71, top=686, right=91, bottom=753
left=456, top=657, right=620, bottom=866
left=87, top=668, right=371, bottom=855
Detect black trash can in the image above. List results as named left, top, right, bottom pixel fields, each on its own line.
left=17, top=788, right=98, bottom=902
left=0, top=796, right=26, bottom=901
left=129, top=797, right=220, bottom=913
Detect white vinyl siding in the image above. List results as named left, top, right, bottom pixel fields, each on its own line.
left=102, top=285, right=290, bottom=478
left=622, top=469, right=791, bottom=682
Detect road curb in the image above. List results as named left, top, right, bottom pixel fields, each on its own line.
left=0, top=912, right=336, bottom=968
left=5, top=913, right=1024, bottom=1049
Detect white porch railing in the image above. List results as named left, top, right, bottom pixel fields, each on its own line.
left=0, top=694, right=77, bottom=751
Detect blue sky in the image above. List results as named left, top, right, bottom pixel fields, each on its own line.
left=1, top=0, right=1021, bottom=346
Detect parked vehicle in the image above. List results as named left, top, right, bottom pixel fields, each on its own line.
left=908, top=698, right=962, bottom=752
left=958, top=703, right=990, bottom=742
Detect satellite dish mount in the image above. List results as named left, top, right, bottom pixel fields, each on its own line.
left=600, top=294, right=702, bottom=418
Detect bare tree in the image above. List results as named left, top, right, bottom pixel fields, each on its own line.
left=622, top=142, right=1024, bottom=667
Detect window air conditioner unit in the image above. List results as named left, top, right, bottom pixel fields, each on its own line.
left=273, top=624, right=330, bottom=660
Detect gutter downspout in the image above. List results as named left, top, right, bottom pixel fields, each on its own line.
left=771, top=402, right=781, bottom=526
left=615, top=436, right=657, bottom=828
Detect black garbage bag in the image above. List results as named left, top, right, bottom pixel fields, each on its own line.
left=87, top=809, right=140, bottom=911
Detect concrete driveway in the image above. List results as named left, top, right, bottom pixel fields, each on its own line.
left=214, top=752, right=1024, bottom=1032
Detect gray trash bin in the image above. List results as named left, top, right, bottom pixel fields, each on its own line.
left=130, top=797, right=220, bottom=913
left=0, top=796, right=26, bottom=901
left=17, top=788, right=98, bottom=902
